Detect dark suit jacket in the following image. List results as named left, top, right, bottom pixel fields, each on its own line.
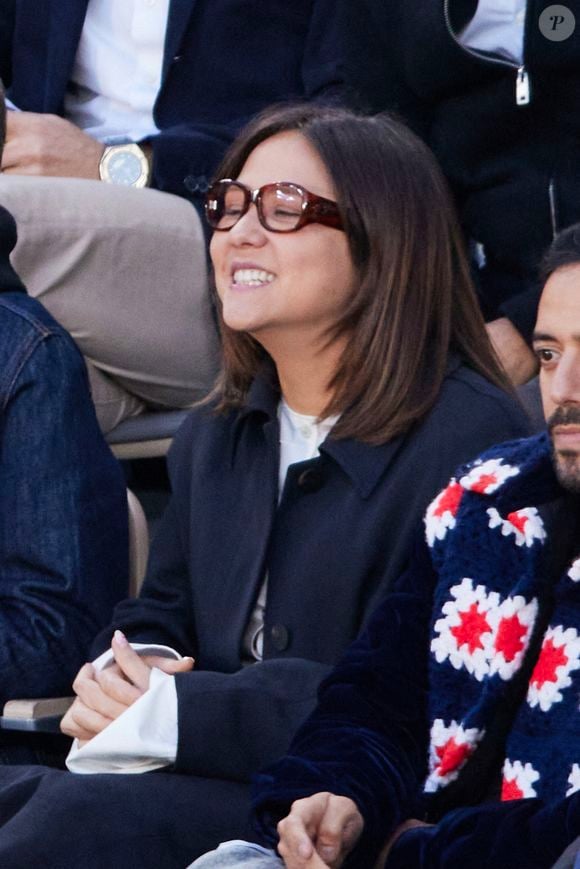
left=0, top=0, right=346, bottom=208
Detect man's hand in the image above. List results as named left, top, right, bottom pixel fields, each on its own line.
left=277, top=792, right=364, bottom=869
left=2, top=111, right=104, bottom=179
left=60, top=630, right=194, bottom=743
left=486, top=317, right=539, bottom=386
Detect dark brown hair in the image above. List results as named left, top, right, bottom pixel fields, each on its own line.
left=540, top=222, right=580, bottom=283
left=209, top=103, right=510, bottom=444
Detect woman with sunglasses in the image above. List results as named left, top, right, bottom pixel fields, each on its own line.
left=0, top=103, right=528, bottom=867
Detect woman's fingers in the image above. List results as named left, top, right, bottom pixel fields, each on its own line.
left=95, top=664, right=142, bottom=707
left=71, top=662, right=131, bottom=720
left=111, top=630, right=152, bottom=692
left=60, top=696, right=113, bottom=740
left=141, top=654, right=195, bottom=674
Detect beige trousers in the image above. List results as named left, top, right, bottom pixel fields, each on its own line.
left=0, top=175, right=219, bottom=432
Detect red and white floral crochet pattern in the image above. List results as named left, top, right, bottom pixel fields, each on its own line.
left=489, top=595, right=538, bottom=680
left=501, top=759, right=540, bottom=801
left=567, top=764, right=580, bottom=797
left=527, top=625, right=580, bottom=712
left=431, top=578, right=537, bottom=681
left=459, top=458, right=520, bottom=495
left=568, top=558, right=580, bottom=583
left=425, top=719, right=484, bottom=793
left=487, top=507, right=546, bottom=548
left=425, top=480, right=463, bottom=546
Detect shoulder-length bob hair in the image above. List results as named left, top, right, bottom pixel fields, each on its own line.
left=209, top=103, right=510, bottom=444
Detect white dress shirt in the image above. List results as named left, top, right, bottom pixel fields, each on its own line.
left=67, top=400, right=339, bottom=774
left=63, top=0, right=170, bottom=143
left=459, top=0, right=526, bottom=65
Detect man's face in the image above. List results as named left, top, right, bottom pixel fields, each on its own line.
left=534, top=264, right=580, bottom=492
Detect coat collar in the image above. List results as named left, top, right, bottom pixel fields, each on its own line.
left=234, top=366, right=407, bottom=499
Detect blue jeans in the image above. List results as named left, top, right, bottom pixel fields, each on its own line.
left=0, top=290, right=128, bottom=703
left=189, top=841, right=283, bottom=868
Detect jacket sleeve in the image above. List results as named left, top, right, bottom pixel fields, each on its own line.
left=250, top=539, right=435, bottom=869
left=0, top=331, right=128, bottom=703
left=385, top=794, right=580, bottom=869
left=90, top=490, right=197, bottom=658
left=171, top=657, right=334, bottom=781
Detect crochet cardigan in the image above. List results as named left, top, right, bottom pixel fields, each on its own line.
left=253, top=432, right=580, bottom=868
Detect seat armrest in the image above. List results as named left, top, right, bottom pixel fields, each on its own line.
left=0, top=697, right=73, bottom=733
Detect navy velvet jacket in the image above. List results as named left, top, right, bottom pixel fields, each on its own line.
left=91, top=363, right=528, bottom=785
left=0, top=207, right=128, bottom=703
left=252, top=435, right=580, bottom=869
left=0, top=0, right=346, bottom=211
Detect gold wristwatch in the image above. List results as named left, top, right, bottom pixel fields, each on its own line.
left=99, top=143, right=151, bottom=188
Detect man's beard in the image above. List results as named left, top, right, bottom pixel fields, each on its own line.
left=548, top=406, right=580, bottom=493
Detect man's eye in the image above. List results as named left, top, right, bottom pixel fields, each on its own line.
left=535, top=348, right=557, bottom=364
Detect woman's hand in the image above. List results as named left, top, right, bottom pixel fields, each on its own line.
left=277, top=792, right=364, bottom=868
left=60, top=630, right=194, bottom=743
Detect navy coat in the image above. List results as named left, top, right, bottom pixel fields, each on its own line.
left=0, top=0, right=346, bottom=209
left=0, top=362, right=528, bottom=866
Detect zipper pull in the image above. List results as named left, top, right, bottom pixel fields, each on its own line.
left=516, top=66, right=530, bottom=106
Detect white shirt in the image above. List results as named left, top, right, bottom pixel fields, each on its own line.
left=63, top=0, right=170, bottom=143
left=459, top=0, right=526, bottom=66
left=67, top=399, right=339, bottom=774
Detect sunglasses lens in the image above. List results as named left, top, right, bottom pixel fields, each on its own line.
left=261, top=184, right=305, bottom=231
left=206, top=182, right=247, bottom=229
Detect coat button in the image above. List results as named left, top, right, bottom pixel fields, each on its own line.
left=270, top=624, right=290, bottom=651
left=297, top=469, right=323, bottom=493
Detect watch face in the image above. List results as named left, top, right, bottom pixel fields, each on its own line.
left=108, top=151, right=143, bottom=186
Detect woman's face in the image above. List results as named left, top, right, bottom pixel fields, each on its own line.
left=210, top=131, right=355, bottom=347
